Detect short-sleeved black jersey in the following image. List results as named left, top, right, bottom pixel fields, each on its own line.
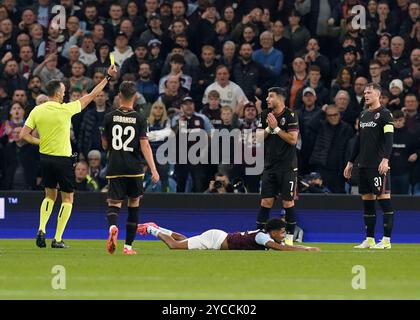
left=259, top=107, right=299, bottom=170
left=103, top=108, right=148, bottom=177
left=358, top=106, right=394, bottom=168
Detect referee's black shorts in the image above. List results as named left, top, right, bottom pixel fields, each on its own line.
left=358, top=167, right=391, bottom=195
left=108, top=177, right=144, bottom=201
left=261, top=167, right=298, bottom=201
left=40, top=154, right=75, bottom=193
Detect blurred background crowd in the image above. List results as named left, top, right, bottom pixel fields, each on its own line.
left=0, top=0, right=419, bottom=194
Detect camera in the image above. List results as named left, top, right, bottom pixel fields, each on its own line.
left=214, top=180, right=224, bottom=189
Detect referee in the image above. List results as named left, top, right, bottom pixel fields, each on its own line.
left=257, top=87, right=299, bottom=246
left=344, top=83, right=395, bottom=249
left=19, top=65, right=117, bottom=249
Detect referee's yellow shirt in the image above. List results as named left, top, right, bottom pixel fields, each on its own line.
left=25, top=100, right=81, bottom=157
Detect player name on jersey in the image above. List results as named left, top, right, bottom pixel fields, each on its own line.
left=112, top=115, right=137, bottom=124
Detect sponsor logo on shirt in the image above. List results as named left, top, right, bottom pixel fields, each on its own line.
left=360, top=121, right=377, bottom=128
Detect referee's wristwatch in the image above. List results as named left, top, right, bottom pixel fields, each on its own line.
left=265, top=127, right=273, bottom=134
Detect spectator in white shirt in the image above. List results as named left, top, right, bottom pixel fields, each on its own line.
left=79, top=34, right=98, bottom=67
left=203, top=65, right=248, bottom=113
left=110, top=31, right=133, bottom=67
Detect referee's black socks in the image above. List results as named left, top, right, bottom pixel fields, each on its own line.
left=257, top=206, right=271, bottom=229
left=126, top=206, right=139, bottom=246
left=363, top=200, right=376, bottom=238
left=378, top=199, right=394, bottom=238
left=284, top=206, right=296, bottom=235
left=107, top=206, right=120, bottom=228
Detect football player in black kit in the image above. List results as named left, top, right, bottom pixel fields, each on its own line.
left=137, top=218, right=320, bottom=251
left=344, top=83, right=394, bottom=250
left=256, top=87, right=300, bottom=246
left=102, top=81, right=159, bottom=255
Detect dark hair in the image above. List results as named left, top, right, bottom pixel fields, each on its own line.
left=172, top=43, right=184, bottom=51
left=119, top=81, right=137, bottom=100
left=405, top=92, right=419, bottom=101
left=174, top=33, right=188, bottom=41
left=265, top=218, right=286, bottom=232
left=289, top=9, right=301, bottom=18
left=268, top=87, right=287, bottom=98
left=336, top=66, right=354, bottom=86
left=45, top=80, right=62, bottom=97
left=308, top=65, right=321, bottom=73
left=392, top=110, right=404, bottom=119
left=82, top=34, right=94, bottom=42
left=28, top=75, right=41, bottom=83
left=366, top=82, right=382, bottom=93
left=216, top=64, right=229, bottom=74
left=139, top=60, right=151, bottom=68
left=380, top=89, right=391, bottom=98
left=170, top=53, right=185, bottom=65
left=215, top=172, right=227, bottom=178
left=84, top=1, right=98, bottom=10
left=173, top=0, right=187, bottom=9
left=369, top=59, right=381, bottom=66
left=110, top=2, right=123, bottom=9
left=93, top=22, right=104, bottom=30
left=70, top=87, right=83, bottom=94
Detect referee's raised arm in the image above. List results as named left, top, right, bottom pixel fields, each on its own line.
left=79, top=65, right=118, bottom=110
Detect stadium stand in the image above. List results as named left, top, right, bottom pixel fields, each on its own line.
left=0, top=0, right=419, bottom=195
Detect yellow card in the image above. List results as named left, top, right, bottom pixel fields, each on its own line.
left=110, top=53, right=115, bottom=65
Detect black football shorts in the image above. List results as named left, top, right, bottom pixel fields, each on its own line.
left=40, top=154, right=75, bottom=193
left=261, top=168, right=298, bottom=201
left=358, top=167, right=391, bottom=195
left=108, top=177, right=144, bottom=200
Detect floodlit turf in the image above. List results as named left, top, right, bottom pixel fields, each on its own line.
left=0, top=240, right=419, bottom=300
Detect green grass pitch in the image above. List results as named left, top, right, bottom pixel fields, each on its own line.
left=1, top=240, right=420, bottom=300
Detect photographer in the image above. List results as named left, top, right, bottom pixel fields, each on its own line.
left=205, top=173, right=233, bottom=194
left=299, top=172, right=331, bottom=194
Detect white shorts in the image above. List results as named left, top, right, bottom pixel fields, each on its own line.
left=187, top=229, right=228, bottom=250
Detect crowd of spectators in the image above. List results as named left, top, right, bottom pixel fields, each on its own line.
left=0, top=0, right=419, bottom=194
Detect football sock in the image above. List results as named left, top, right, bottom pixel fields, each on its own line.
left=54, top=203, right=72, bottom=242
left=158, top=227, right=173, bottom=236
left=39, top=198, right=54, bottom=233
left=378, top=199, right=394, bottom=238
left=124, top=244, right=132, bottom=250
left=106, top=206, right=120, bottom=228
left=285, top=234, right=294, bottom=243
left=285, top=206, right=296, bottom=235
left=126, top=206, right=139, bottom=246
left=382, top=236, right=391, bottom=244
left=147, top=225, right=161, bottom=237
left=257, top=206, right=271, bottom=229
left=363, top=200, right=376, bottom=238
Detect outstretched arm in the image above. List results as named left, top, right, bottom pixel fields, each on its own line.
left=265, top=241, right=320, bottom=251
left=79, top=65, right=117, bottom=110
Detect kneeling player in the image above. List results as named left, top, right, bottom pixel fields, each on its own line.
left=102, top=81, right=159, bottom=255
left=137, top=218, right=320, bottom=251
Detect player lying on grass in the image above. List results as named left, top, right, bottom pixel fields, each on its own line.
left=137, top=218, right=320, bottom=251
